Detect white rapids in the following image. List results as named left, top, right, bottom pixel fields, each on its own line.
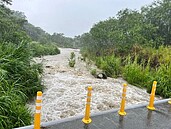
left=28, top=48, right=158, bottom=122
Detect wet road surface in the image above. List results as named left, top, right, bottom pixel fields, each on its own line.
left=44, top=100, right=171, bottom=129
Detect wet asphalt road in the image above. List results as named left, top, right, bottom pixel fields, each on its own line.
left=46, top=102, right=171, bottom=129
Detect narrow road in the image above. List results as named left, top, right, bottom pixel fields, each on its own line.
left=28, top=48, right=155, bottom=122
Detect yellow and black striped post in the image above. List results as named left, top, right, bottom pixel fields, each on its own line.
left=82, top=86, right=92, bottom=124
left=147, top=81, right=157, bottom=110
left=34, top=91, right=42, bottom=129
left=118, top=83, right=127, bottom=116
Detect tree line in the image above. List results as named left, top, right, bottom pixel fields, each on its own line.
left=75, top=0, right=171, bottom=55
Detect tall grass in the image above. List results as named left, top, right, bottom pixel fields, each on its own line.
left=122, top=56, right=151, bottom=88
left=96, top=56, right=121, bottom=77
left=0, top=42, right=43, bottom=128
left=0, top=42, right=43, bottom=98
left=153, top=63, right=171, bottom=97
left=0, top=78, right=31, bottom=129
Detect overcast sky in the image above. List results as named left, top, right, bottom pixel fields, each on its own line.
left=10, top=0, right=154, bottom=37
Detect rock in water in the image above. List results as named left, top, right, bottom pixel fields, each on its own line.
left=96, top=73, right=107, bottom=79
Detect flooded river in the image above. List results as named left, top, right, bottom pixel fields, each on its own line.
left=28, top=48, right=154, bottom=122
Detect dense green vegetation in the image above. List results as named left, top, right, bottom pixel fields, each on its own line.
left=30, top=41, right=60, bottom=57
left=75, top=0, right=171, bottom=98
left=0, top=42, right=42, bottom=128
left=0, top=0, right=63, bottom=128
left=0, top=3, right=43, bottom=128
left=13, top=10, right=74, bottom=48
left=24, top=23, right=74, bottom=48
left=51, top=33, right=74, bottom=48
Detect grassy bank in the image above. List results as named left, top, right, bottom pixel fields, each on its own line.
left=86, top=45, right=171, bottom=98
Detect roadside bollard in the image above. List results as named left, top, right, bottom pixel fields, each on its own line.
left=147, top=81, right=157, bottom=110
left=34, top=91, right=42, bottom=129
left=168, top=100, right=171, bottom=104
left=82, top=86, right=92, bottom=124
left=118, top=83, right=127, bottom=116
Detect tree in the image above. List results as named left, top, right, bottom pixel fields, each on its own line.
left=142, top=0, right=171, bottom=46
left=0, top=0, right=12, bottom=5
left=0, top=5, right=30, bottom=44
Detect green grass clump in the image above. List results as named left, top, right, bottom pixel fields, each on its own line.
left=152, top=63, right=171, bottom=98
left=95, top=56, right=121, bottom=77
left=0, top=79, right=31, bottom=129
left=68, top=52, right=76, bottom=67
left=0, top=42, right=43, bottom=98
left=122, top=56, right=151, bottom=88
left=30, top=41, right=60, bottom=57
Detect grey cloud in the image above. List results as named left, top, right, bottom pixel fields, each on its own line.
left=11, top=0, right=155, bottom=37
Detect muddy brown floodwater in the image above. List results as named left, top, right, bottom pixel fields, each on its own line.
left=28, top=48, right=158, bottom=122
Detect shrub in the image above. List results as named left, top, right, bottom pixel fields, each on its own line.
left=0, top=75, right=32, bottom=129
left=30, top=41, right=60, bottom=57
left=122, top=56, right=151, bottom=88
left=96, top=56, right=121, bottom=77
left=68, top=52, right=76, bottom=67
left=90, top=69, right=97, bottom=76
left=95, top=57, right=103, bottom=69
